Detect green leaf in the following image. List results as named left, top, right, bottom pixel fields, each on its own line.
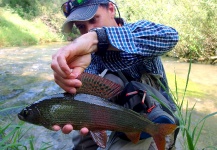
left=185, top=128, right=195, bottom=150
left=0, top=126, right=20, bottom=146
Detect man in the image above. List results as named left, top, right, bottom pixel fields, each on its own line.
left=51, top=0, right=179, bottom=149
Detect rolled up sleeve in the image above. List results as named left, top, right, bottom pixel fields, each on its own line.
left=105, top=20, right=179, bottom=56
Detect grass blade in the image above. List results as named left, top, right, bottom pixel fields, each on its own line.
left=185, top=128, right=195, bottom=150
left=0, top=125, right=20, bottom=146
left=0, top=123, right=11, bottom=134
left=182, top=58, right=192, bottom=102
left=187, top=102, right=197, bottom=132
left=193, top=112, right=217, bottom=147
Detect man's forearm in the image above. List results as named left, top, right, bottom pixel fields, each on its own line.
left=104, top=20, right=179, bottom=56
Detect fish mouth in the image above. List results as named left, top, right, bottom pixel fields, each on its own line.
left=17, top=113, right=24, bottom=121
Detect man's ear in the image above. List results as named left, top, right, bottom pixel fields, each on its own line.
left=108, top=2, right=116, bottom=18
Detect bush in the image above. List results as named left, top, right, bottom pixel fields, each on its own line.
left=0, top=0, right=65, bottom=19
left=0, top=8, right=63, bottom=47
left=116, top=0, right=217, bottom=61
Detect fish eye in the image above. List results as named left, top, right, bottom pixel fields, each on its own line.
left=23, top=109, right=32, bottom=117
left=24, top=110, right=28, bottom=115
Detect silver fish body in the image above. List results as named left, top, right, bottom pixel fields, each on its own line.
left=18, top=73, right=177, bottom=150
left=18, top=93, right=176, bottom=150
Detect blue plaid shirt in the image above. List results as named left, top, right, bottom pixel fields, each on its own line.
left=85, top=20, right=179, bottom=109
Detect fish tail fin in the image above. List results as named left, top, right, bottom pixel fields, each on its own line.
left=151, top=124, right=177, bottom=150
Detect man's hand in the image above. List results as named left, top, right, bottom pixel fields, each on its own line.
left=51, top=32, right=97, bottom=134
left=51, top=32, right=98, bottom=94
left=53, top=124, right=89, bottom=135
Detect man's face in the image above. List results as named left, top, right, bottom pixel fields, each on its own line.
left=73, top=3, right=117, bottom=34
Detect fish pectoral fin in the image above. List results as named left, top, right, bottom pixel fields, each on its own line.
left=125, top=132, right=141, bottom=144
left=151, top=123, right=177, bottom=150
left=90, top=130, right=107, bottom=148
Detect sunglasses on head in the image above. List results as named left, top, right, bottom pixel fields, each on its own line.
left=61, top=0, right=89, bottom=17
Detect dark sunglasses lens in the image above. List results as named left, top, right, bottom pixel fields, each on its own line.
left=62, top=3, right=68, bottom=13
left=62, top=2, right=70, bottom=17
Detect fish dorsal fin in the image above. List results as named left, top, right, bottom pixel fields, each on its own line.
left=76, top=73, right=123, bottom=99
left=125, top=132, right=141, bottom=144
left=90, top=130, right=107, bottom=148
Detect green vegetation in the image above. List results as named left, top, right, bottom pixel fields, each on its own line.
left=170, top=62, right=217, bottom=149
left=117, top=0, right=217, bottom=63
left=0, top=0, right=216, bottom=148
left=0, top=0, right=216, bottom=62
left=1, top=62, right=217, bottom=149
left=0, top=8, right=62, bottom=47
left=0, top=119, right=52, bottom=150
left=167, top=72, right=209, bottom=99
left=0, top=0, right=66, bottom=47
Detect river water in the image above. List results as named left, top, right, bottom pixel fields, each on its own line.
left=0, top=43, right=216, bottom=149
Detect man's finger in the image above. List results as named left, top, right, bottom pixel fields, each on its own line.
left=51, top=60, right=69, bottom=79
left=53, top=125, right=61, bottom=131
left=62, top=124, right=73, bottom=134
left=80, top=127, right=89, bottom=135
left=57, top=54, right=72, bottom=75
left=55, top=78, right=79, bottom=94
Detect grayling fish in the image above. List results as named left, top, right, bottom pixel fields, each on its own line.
left=18, top=73, right=177, bottom=150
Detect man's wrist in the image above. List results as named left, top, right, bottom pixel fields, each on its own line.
left=87, top=31, right=98, bottom=52
left=89, top=27, right=109, bottom=56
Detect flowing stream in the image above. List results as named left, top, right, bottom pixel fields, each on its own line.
left=0, top=43, right=216, bottom=149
